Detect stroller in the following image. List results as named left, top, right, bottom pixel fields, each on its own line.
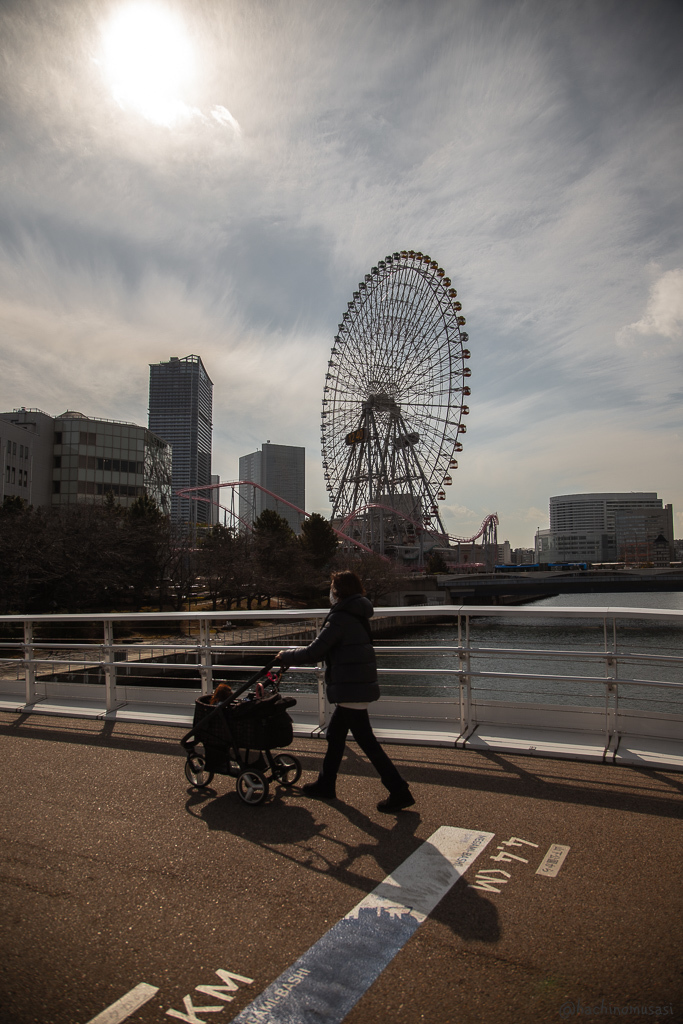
left=180, top=658, right=301, bottom=805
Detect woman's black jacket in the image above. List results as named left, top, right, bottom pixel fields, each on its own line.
left=278, top=595, right=379, bottom=704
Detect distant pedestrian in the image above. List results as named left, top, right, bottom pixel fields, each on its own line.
left=277, top=570, right=414, bottom=812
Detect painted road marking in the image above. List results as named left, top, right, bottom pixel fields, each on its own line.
left=536, top=844, right=570, bottom=878
left=84, top=983, right=159, bottom=1024
left=470, top=868, right=511, bottom=893
left=167, top=972, right=255, bottom=1022
left=228, top=826, right=494, bottom=1024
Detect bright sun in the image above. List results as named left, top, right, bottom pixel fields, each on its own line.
left=100, top=3, right=194, bottom=126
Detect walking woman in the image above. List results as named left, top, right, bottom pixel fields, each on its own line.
left=277, top=570, right=414, bottom=812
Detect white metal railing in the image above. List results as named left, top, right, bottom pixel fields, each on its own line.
left=1, top=606, right=682, bottom=769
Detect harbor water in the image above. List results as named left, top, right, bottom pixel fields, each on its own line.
left=285, top=593, right=683, bottom=715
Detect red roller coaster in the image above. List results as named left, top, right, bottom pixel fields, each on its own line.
left=175, top=481, right=498, bottom=569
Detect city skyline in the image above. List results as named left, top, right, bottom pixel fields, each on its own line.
left=0, top=0, right=681, bottom=547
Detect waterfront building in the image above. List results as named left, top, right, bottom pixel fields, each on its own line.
left=238, top=442, right=305, bottom=534
left=496, top=540, right=512, bottom=564
left=536, top=492, right=675, bottom=564
left=511, top=547, right=536, bottom=565
left=0, top=408, right=172, bottom=513
left=148, top=355, right=213, bottom=525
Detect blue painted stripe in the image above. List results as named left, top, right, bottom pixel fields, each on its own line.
left=230, top=826, right=494, bottom=1024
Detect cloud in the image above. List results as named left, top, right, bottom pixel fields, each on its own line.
left=620, top=269, right=683, bottom=343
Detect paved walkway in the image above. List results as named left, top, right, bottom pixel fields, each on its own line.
left=1, top=710, right=682, bottom=1024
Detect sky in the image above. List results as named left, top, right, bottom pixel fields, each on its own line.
left=0, top=0, right=681, bottom=547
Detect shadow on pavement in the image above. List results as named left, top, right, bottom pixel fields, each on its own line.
left=185, top=784, right=500, bottom=945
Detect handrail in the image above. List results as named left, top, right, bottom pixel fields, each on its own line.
left=2, top=605, right=683, bottom=623
left=1, top=606, right=682, bottom=771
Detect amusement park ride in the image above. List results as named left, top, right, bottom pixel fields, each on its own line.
left=177, top=250, right=499, bottom=570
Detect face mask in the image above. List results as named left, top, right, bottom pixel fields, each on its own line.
left=329, top=588, right=338, bottom=605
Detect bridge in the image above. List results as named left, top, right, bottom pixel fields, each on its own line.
left=1, top=605, right=682, bottom=1022
left=441, top=567, right=683, bottom=603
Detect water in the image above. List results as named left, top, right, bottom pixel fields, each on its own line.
left=284, top=592, right=683, bottom=715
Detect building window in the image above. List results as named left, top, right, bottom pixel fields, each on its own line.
left=5, top=466, right=10, bottom=483
left=53, top=481, right=60, bottom=494
left=54, top=432, right=62, bottom=444
left=11, top=467, right=15, bottom=483
left=54, top=456, right=61, bottom=468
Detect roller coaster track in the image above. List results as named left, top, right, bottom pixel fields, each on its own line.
left=174, top=480, right=376, bottom=555
left=340, top=504, right=499, bottom=547
left=175, top=483, right=498, bottom=559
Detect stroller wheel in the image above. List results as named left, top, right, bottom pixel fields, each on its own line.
left=236, top=770, right=269, bottom=806
left=272, top=753, right=302, bottom=787
left=185, top=757, right=214, bottom=788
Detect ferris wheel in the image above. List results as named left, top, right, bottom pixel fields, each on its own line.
left=320, top=249, right=471, bottom=550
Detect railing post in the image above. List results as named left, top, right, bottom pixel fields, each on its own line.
left=103, top=619, right=117, bottom=712
left=314, top=616, right=328, bottom=731
left=460, top=614, right=473, bottom=737
left=199, top=618, right=213, bottom=696
left=456, top=613, right=465, bottom=739
left=604, top=615, right=619, bottom=756
left=23, top=619, right=36, bottom=705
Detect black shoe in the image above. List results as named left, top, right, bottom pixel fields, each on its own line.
left=302, top=781, right=337, bottom=800
left=377, top=790, right=415, bottom=813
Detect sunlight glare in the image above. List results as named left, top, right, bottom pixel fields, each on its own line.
left=101, top=3, right=195, bottom=126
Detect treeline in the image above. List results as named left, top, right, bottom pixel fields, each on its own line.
left=0, top=497, right=407, bottom=614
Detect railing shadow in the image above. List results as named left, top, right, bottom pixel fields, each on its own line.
left=2, top=713, right=682, bottom=821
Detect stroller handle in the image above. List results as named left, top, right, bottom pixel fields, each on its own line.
left=230, top=655, right=281, bottom=703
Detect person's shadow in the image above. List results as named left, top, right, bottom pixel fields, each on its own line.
left=186, top=784, right=499, bottom=944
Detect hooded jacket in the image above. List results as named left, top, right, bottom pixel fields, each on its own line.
left=278, top=594, right=379, bottom=704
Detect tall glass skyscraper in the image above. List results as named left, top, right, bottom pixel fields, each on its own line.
left=148, top=355, right=213, bottom=525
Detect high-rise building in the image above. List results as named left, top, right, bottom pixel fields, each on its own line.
left=535, top=492, right=674, bottom=564
left=239, top=442, right=305, bottom=534
left=148, top=355, right=213, bottom=525
left=1, top=408, right=172, bottom=513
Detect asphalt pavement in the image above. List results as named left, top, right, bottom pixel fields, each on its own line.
left=1, top=710, right=682, bottom=1024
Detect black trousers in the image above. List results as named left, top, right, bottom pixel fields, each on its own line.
left=320, top=705, right=407, bottom=794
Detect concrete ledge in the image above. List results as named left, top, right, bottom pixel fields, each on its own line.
left=3, top=694, right=682, bottom=771
left=374, top=727, right=460, bottom=747
left=0, top=692, right=26, bottom=712
left=22, top=698, right=108, bottom=719
left=612, top=735, right=683, bottom=770
left=104, top=703, right=194, bottom=726
left=462, top=724, right=609, bottom=762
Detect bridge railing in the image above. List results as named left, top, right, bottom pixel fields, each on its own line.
left=1, top=606, right=682, bottom=770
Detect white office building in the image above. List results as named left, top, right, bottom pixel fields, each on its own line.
left=1, top=408, right=172, bottom=514
left=536, top=492, right=674, bottom=564
left=238, top=442, right=305, bottom=534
